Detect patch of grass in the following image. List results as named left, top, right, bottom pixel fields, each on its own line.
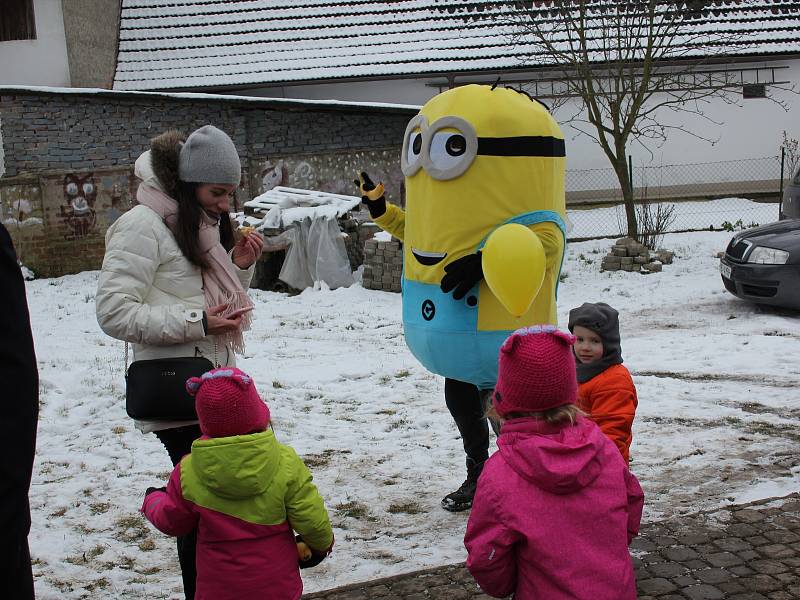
left=378, top=375, right=391, bottom=384
left=114, top=515, right=149, bottom=542
left=138, top=539, right=156, bottom=552
left=89, top=502, right=111, bottom=515
left=73, top=523, right=94, bottom=535
left=303, top=448, right=351, bottom=468
left=111, top=425, right=127, bottom=434
left=375, top=408, right=396, bottom=416
left=272, top=380, right=284, bottom=389
left=335, top=500, right=370, bottom=520
left=394, top=369, right=411, bottom=379
left=100, top=555, right=135, bottom=571
left=385, top=418, right=410, bottom=432
left=387, top=501, right=425, bottom=515
left=382, top=479, right=397, bottom=486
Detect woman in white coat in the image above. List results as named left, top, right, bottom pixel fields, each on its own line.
left=96, top=125, right=263, bottom=599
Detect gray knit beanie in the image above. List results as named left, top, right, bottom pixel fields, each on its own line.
left=178, top=125, right=241, bottom=185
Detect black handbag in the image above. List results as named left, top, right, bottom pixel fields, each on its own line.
left=125, top=344, right=214, bottom=420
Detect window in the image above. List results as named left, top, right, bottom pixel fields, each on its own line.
left=742, top=83, right=767, bottom=99
left=1, top=0, right=36, bottom=42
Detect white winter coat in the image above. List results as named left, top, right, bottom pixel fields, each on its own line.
left=96, top=204, right=255, bottom=432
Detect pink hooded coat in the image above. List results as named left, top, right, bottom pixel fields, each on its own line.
left=464, top=416, right=644, bottom=599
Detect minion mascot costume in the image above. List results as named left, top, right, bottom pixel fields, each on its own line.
left=358, top=85, right=566, bottom=511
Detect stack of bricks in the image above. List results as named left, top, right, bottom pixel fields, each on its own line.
left=601, top=237, right=674, bottom=273
left=340, top=217, right=381, bottom=271
left=362, top=237, right=403, bottom=292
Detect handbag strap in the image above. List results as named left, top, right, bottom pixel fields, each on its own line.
left=124, top=338, right=219, bottom=375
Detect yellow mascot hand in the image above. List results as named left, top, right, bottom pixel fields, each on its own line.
left=482, top=223, right=546, bottom=317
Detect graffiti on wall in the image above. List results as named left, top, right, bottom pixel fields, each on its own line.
left=60, top=173, right=98, bottom=239
left=252, top=149, right=403, bottom=205
left=2, top=196, right=43, bottom=230
left=55, top=171, right=136, bottom=239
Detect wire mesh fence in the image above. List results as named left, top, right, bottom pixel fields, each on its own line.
left=565, top=155, right=784, bottom=242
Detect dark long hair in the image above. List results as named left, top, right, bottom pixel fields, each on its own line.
left=174, top=181, right=235, bottom=268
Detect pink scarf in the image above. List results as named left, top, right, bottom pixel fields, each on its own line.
left=137, top=184, right=253, bottom=354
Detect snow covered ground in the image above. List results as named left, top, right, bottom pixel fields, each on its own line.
left=25, top=229, right=800, bottom=599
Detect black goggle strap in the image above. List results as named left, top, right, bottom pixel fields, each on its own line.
left=477, top=136, right=566, bottom=157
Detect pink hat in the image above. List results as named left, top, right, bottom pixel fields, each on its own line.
left=186, top=368, right=270, bottom=438
left=493, top=325, right=578, bottom=417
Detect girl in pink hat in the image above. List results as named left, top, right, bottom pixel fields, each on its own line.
left=464, top=326, right=644, bottom=600
left=141, top=367, right=334, bottom=600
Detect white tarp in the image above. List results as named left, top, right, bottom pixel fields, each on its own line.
left=241, top=186, right=359, bottom=290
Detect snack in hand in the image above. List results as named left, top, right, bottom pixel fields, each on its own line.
left=239, top=225, right=256, bottom=236
left=297, top=541, right=312, bottom=561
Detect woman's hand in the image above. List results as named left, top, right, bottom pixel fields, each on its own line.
left=232, top=231, right=264, bottom=269
left=205, top=303, right=243, bottom=335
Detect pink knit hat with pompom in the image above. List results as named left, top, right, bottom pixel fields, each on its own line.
left=493, top=325, right=578, bottom=417
left=186, top=367, right=270, bottom=438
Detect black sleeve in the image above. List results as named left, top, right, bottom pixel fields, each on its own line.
left=0, top=225, right=39, bottom=544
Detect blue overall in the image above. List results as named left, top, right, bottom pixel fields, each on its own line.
left=402, top=211, right=566, bottom=390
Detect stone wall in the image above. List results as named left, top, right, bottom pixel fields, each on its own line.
left=0, top=88, right=413, bottom=276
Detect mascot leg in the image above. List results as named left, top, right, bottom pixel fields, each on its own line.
left=441, top=379, right=497, bottom=512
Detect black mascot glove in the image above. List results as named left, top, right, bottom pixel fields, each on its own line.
left=296, top=535, right=328, bottom=569
left=354, top=171, right=387, bottom=219
left=145, top=486, right=166, bottom=497
left=440, top=252, right=484, bottom=300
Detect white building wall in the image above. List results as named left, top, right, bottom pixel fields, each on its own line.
left=242, top=58, right=799, bottom=180
left=558, top=59, right=800, bottom=176
left=0, top=0, right=71, bottom=87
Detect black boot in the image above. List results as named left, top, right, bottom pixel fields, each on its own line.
left=441, top=457, right=484, bottom=512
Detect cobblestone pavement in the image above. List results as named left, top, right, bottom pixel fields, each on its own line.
left=303, top=493, right=800, bottom=600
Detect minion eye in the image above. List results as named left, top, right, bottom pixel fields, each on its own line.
left=427, top=130, right=476, bottom=180
left=422, top=116, right=478, bottom=181
left=445, top=134, right=466, bottom=156
left=401, top=114, right=428, bottom=177
left=407, top=131, right=423, bottom=164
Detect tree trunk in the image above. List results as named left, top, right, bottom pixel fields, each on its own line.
left=612, top=156, right=638, bottom=240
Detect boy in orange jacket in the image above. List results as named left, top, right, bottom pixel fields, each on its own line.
left=568, top=303, right=637, bottom=463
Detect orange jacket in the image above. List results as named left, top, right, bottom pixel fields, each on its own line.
left=577, top=364, right=638, bottom=463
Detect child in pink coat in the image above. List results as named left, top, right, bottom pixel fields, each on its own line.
left=464, top=325, right=644, bottom=600
left=141, top=368, right=334, bottom=600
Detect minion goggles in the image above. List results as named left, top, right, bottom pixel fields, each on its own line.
left=401, top=115, right=566, bottom=181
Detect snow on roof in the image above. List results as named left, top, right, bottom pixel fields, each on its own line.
left=0, top=85, right=418, bottom=112
left=114, top=1, right=800, bottom=91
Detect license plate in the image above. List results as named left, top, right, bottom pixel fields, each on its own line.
left=720, top=263, right=732, bottom=279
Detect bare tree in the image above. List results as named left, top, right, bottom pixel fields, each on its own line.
left=782, top=130, right=800, bottom=183
left=445, top=1, right=793, bottom=239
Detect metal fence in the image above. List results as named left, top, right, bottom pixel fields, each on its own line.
left=565, top=155, right=785, bottom=241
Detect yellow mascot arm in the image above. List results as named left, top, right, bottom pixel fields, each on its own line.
left=528, top=221, right=564, bottom=270
left=373, top=203, right=406, bottom=243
